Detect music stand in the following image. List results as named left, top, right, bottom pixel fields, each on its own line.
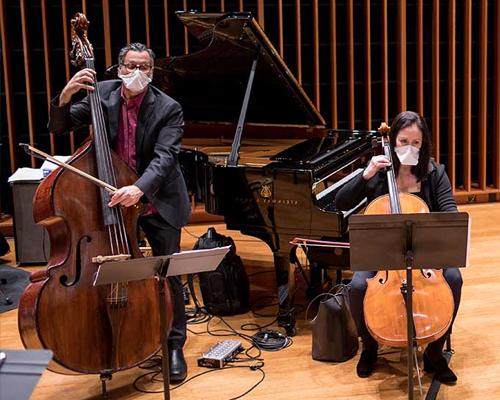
left=0, top=349, right=52, bottom=400
left=348, top=212, right=469, bottom=400
left=93, top=246, right=231, bottom=400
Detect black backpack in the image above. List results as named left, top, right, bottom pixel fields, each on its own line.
left=0, top=233, right=9, bottom=257
left=192, top=227, right=250, bottom=316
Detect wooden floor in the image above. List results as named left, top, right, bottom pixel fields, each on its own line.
left=1, top=203, right=499, bottom=399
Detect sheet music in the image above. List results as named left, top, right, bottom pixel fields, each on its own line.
left=166, top=246, right=232, bottom=277
left=93, top=246, right=232, bottom=286
left=8, top=168, right=43, bottom=182
left=40, top=155, right=71, bottom=173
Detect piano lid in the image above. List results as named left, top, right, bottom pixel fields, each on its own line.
left=153, top=11, right=326, bottom=128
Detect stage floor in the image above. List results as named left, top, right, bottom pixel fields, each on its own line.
left=1, top=202, right=499, bottom=399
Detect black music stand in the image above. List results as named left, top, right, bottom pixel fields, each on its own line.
left=93, top=246, right=231, bottom=400
left=0, top=349, right=52, bottom=399
left=348, top=212, right=469, bottom=400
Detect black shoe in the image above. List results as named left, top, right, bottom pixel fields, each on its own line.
left=169, top=348, right=187, bottom=383
left=356, top=350, right=377, bottom=378
left=423, top=351, right=457, bottom=384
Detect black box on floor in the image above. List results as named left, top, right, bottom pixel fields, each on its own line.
left=10, top=181, right=50, bottom=264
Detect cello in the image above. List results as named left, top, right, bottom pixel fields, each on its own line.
left=362, top=123, right=454, bottom=348
left=18, top=13, right=173, bottom=375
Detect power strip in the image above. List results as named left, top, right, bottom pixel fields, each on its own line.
left=197, top=340, right=243, bottom=368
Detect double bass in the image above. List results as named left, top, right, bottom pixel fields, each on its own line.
left=362, top=123, right=454, bottom=348
left=18, top=14, right=172, bottom=374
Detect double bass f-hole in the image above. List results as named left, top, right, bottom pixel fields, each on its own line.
left=59, top=235, right=91, bottom=287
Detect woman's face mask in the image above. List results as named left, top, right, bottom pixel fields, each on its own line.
left=118, top=68, right=152, bottom=94
left=394, top=144, right=420, bottom=166
left=394, top=124, right=423, bottom=166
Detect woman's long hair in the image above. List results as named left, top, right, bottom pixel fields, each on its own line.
left=389, top=111, right=432, bottom=181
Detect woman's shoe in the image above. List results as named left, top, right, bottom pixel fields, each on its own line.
left=423, top=351, right=457, bottom=384
left=356, top=350, right=377, bottom=378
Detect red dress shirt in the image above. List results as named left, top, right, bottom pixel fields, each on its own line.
left=114, top=85, right=157, bottom=216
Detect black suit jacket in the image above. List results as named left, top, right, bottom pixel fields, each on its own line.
left=334, top=161, right=457, bottom=213
left=48, top=80, right=191, bottom=229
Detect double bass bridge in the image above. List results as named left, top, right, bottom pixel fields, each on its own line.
left=92, top=253, right=131, bottom=264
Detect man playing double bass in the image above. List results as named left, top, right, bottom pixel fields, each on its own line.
left=48, top=42, right=191, bottom=382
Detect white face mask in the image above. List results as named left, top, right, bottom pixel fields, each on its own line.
left=394, top=145, right=420, bottom=166
left=118, top=68, right=152, bottom=94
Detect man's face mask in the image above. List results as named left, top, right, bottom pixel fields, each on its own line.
left=394, top=144, right=420, bottom=166
left=118, top=68, right=152, bottom=94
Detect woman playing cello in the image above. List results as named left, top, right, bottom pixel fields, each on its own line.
left=335, top=111, right=462, bottom=383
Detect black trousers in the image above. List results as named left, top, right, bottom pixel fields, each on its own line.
left=349, top=268, right=463, bottom=359
left=139, top=213, right=186, bottom=350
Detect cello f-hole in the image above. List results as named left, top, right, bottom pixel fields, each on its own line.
left=378, top=271, right=388, bottom=284
left=420, top=269, right=432, bottom=279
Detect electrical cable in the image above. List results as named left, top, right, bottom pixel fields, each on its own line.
left=133, top=351, right=266, bottom=399
left=138, top=253, right=294, bottom=398
left=181, top=226, right=201, bottom=239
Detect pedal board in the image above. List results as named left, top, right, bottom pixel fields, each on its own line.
left=197, top=340, right=243, bottom=368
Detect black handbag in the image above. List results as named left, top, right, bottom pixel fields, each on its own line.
left=305, top=284, right=359, bottom=362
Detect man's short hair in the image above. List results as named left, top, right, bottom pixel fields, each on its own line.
left=118, top=43, right=155, bottom=66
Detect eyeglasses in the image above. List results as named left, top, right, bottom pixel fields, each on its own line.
left=121, top=63, right=152, bottom=72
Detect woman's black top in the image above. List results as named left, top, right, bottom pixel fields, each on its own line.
left=334, top=161, right=457, bottom=213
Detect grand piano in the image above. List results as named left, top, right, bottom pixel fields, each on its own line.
left=153, top=11, right=377, bottom=334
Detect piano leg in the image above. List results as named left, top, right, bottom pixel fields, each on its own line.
left=274, top=254, right=296, bottom=336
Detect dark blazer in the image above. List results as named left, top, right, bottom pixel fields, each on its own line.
left=49, top=79, right=191, bottom=229
left=334, top=161, right=457, bottom=213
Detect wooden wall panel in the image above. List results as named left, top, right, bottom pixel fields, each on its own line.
left=19, top=0, right=36, bottom=167
left=463, top=0, right=472, bottom=192
left=329, top=0, right=337, bottom=128
left=277, top=0, right=284, bottom=57
left=257, top=0, right=264, bottom=29
left=381, top=0, right=388, bottom=122
left=312, top=0, right=320, bottom=109
left=478, top=0, right=487, bottom=190
left=432, top=0, right=440, bottom=161
left=416, top=0, right=423, bottom=115
left=41, top=0, right=55, bottom=155
left=125, top=0, right=131, bottom=44
left=144, top=0, right=151, bottom=48
left=295, top=0, right=302, bottom=85
left=447, top=0, right=456, bottom=190
left=0, top=0, right=16, bottom=171
left=495, top=1, right=500, bottom=189
left=1, top=1, right=499, bottom=208
left=364, top=0, right=371, bottom=128
left=347, top=0, right=354, bottom=128
left=397, top=0, right=407, bottom=111
left=101, top=0, right=112, bottom=66
left=61, top=0, right=75, bottom=153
